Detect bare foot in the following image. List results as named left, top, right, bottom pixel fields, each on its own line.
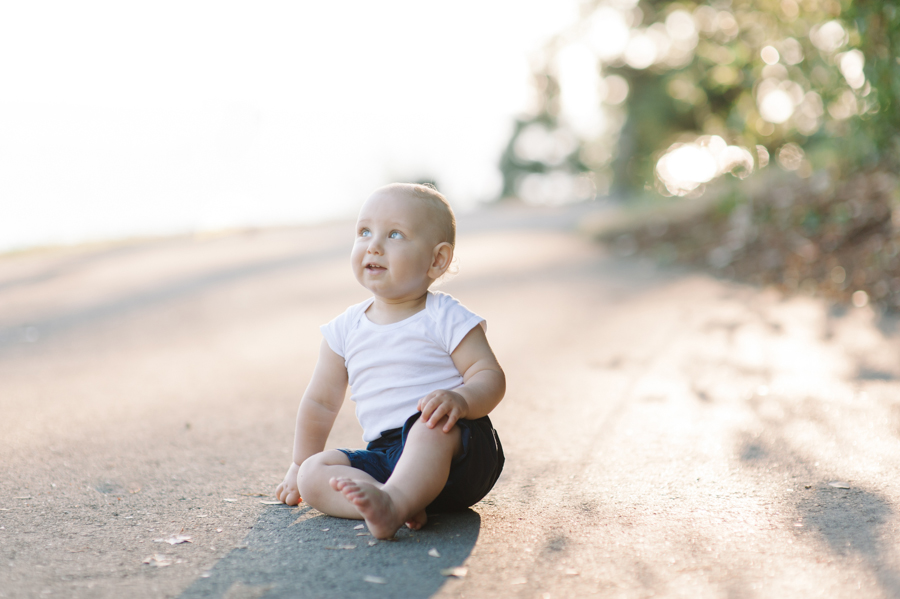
left=330, top=477, right=410, bottom=539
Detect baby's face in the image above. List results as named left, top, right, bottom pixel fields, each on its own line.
left=351, top=189, right=444, bottom=302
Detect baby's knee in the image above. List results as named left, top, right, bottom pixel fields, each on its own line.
left=296, top=454, right=323, bottom=497
left=297, top=450, right=347, bottom=498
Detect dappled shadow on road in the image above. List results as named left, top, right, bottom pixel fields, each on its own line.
left=0, top=245, right=347, bottom=352
left=804, top=487, right=900, bottom=595
left=642, top=292, right=900, bottom=596
left=179, top=505, right=479, bottom=599
left=725, top=301, right=900, bottom=596
left=736, top=414, right=900, bottom=597
left=0, top=241, right=166, bottom=294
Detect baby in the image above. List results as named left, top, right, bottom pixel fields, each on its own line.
left=275, top=182, right=505, bottom=539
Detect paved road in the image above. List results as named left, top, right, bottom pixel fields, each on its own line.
left=2, top=203, right=900, bottom=598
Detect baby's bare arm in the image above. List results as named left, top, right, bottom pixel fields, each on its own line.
left=292, top=339, right=348, bottom=464
left=275, top=339, right=348, bottom=505
left=418, top=325, right=505, bottom=432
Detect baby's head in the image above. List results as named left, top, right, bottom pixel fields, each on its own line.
left=352, top=183, right=457, bottom=300
left=381, top=182, right=455, bottom=245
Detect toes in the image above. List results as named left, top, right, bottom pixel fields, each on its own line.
left=404, top=510, right=427, bottom=530
left=334, top=479, right=364, bottom=500
left=346, top=490, right=368, bottom=506
left=330, top=477, right=353, bottom=492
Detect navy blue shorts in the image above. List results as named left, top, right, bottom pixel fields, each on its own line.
left=338, top=412, right=504, bottom=513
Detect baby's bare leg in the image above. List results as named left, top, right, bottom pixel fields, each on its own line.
left=332, top=417, right=462, bottom=539
left=297, top=450, right=381, bottom=519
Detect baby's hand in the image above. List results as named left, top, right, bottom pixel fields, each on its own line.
left=275, top=462, right=302, bottom=506
left=417, top=390, right=469, bottom=433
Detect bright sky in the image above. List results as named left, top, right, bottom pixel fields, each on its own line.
left=0, top=0, right=579, bottom=251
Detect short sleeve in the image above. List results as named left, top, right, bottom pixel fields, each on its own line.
left=320, top=317, right=346, bottom=358
left=320, top=300, right=369, bottom=358
left=429, top=291, right=485, bottom=354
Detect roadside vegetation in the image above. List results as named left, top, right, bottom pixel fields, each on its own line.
left=500, top=0, right=900, bottom=310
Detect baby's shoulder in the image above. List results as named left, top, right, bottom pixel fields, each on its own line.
left=326, top=298, right=374, bottom=330
left=426, top=290, right=461, bottom=313
left=426, top=290, right=474, bottom=319
left=424, top=291, right=485, bottom=348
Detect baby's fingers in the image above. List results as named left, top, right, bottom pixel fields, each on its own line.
left=419, top=396, right=440, bottom=425
left=442, top=410, right=460, bottom=433
left=426, top=402, right=454, bottom=429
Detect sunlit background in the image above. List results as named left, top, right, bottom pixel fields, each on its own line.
left=4, top=0, right=897, bottom=316
left=0, top=0, right=580, bottom=252
left=489, top=0, right=898, bottom=312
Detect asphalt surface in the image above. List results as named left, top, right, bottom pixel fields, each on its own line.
left=2, top=202, right=900, bottom=598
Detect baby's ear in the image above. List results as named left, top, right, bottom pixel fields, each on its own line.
left=428, top=242, right=454, bottom=278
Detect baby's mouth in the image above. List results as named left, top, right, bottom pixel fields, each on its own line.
left=365, top=263, right=386, bottom=271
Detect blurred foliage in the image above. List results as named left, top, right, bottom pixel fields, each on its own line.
left=845, top=1, right=900, bottom=163
left=501, top=0, right=900, bottom=200
left=502, top=0, right=900, bottom=310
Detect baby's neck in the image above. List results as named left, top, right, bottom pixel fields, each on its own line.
left=366, top=293, right=428, bottom=325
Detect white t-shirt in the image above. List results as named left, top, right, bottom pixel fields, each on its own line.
left=320, top=291, right=485, bottom=442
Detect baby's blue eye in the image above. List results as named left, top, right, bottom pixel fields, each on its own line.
left=389, top=231, right=404, bottom=239
left=359, top=228, right=371, bottom=237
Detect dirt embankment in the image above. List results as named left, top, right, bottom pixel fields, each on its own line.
left=590, top=169, right=900, bottom=312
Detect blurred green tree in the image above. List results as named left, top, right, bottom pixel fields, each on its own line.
left=500, top=0, right=900, bottom=201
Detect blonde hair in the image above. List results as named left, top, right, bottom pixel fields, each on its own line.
left=381, top=182, right=456, bottom=248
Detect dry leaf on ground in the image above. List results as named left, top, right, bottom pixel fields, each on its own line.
left=154, top=535, right=192, bottom=545
left=441, top=567, right=468, bottom=577
left=143, top=554, right=172, bottom=567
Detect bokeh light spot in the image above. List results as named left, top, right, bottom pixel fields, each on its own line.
left=588, top=7, right=631, bottom=61
left=624, top=32, right=658, bottom=69
left=758, top=88, right=794, bottom=124
left=781, top=37, right=804, bottom=65
left=761, top=46, right=780, bottom=65
left=665, top=10, right=696, bottom=41
left=810, top=20, right=847, bottom=53
left=776, top=143, right=805, bottom=171
left=656, top=135, right=754, bottom=196
left=513, top=124, right=578, bottom=165
left=603, top=75, right=630, bottom=105
left=839, top=50, right=866, bottom=89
